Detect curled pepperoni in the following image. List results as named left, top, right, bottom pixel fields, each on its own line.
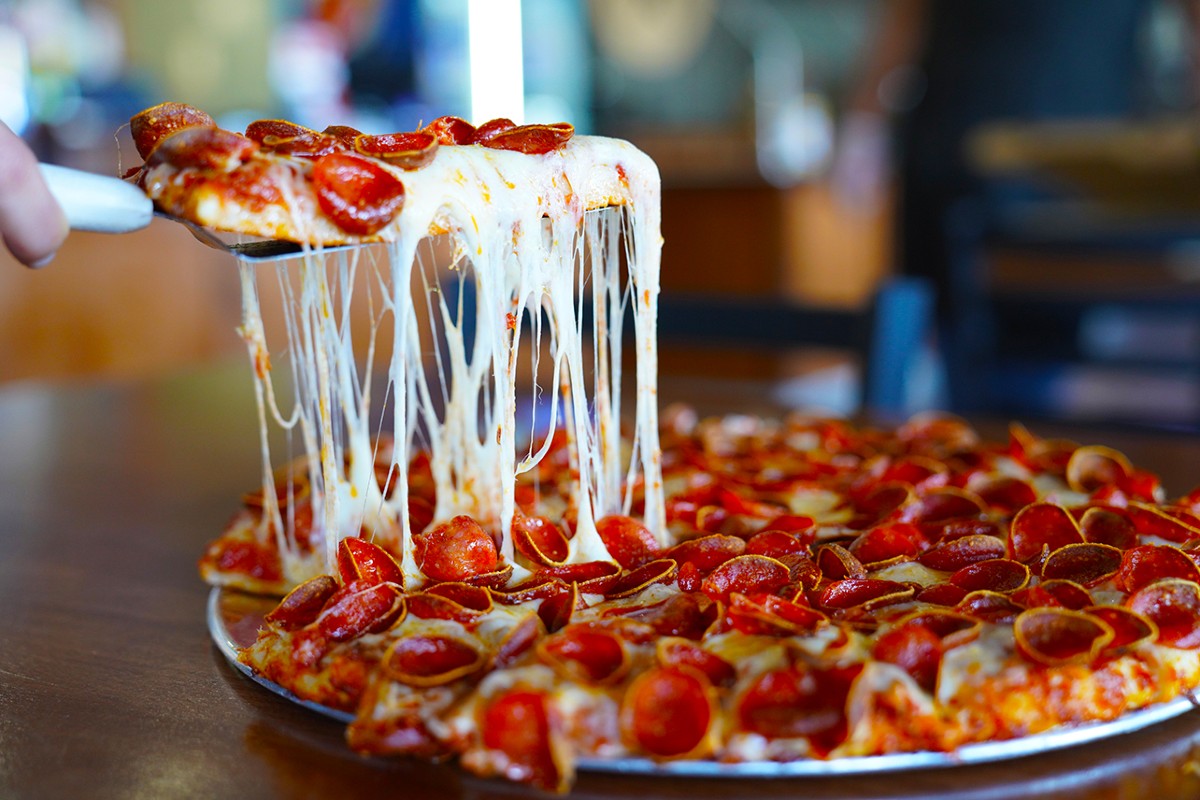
left=533, top=560, right=620, bottom=584
left=130, top=102, right=215, bottom=159
left=849, top=524, right=921, bottom=566
left=481, top=691, right=568, bottom=793
left=1040, top=542, right=1123, bottom=587
left=596, top=516, right=661, bottom=570
left=512, top=514, right=570, bottom=566
left=1065, top=445, right=1134, bottom=494
left=383, top=634, right=485, bottom=686
left=1017, top=579, right=1094, bottom=611
left=1124, top=503, right=1200, bottom=544
left=726, top=592, right=827, bottom=636
left=667, top=534, right=746, bottom=572
left=294, top=579, right=406, bottom=666
left=917, top=582, right=968, bottom=607
left=537, top=624, right=629, bottom=684
left=700, top=555, right=790, bottom=603
left=491, top=614, right=543, bottom=670
left=355, top=131, right=439, bottom=169
left=619, top=592, right=718, bottom=640
left=872, top=622, right=943, bottom=692
left=536, top=581, right=577, bottom=633
left=1008, top=503, right=1083, bottom=564
left=1014, top=608, right=1114, bottom=666
left=212, top=538, right=283, bottom=582
left=918, top=533, right=1006, bottom=572
left=312, top=151, right=406, bottom=236
left=949, top=558, right=1030, bottom=593
left=657, top=638, right=737, bottom=687
left=472, top=117, right=517, bottom=143
left=736, top=664, right=862, bottom=754
left=956, top=590, right=1023, bottom=624
left=336, top=536, right=404, bottom=587
left=481, top=122, right=575, bottom=154
left=579, top=559, right=676, bottom=599
left=262, top=131, right=343, bottom=158
left=816, top=543, right=867, bottom=580
left=973, top=476, right=1038, bottom=513
left=146, top=126, right=259, bottom=171
left=245, top=119, right=314, bottom=143
left=902, top=609, right=982, bottom=648
left=412, top=514, right=499, bottom=582
left=819, top=579, right=914, bottom=612
left=422, top=115, right=476, bottom=145
left=621, top=666, right=714, bottom=758
left=1086, top=605, right=1157, bottom=651
left=1117, top=544, right=1200, bottom=593
left=264, top=574, right=338, bottom=630
left=1079, top=507, right=1138, bottom=550
left=904, top=487, right=987, bottom=526
left=745, top=529, right=810, bottom=559
left=1127, top=578, right=1200, bottom=648
left=323, top=124, right=363, bottom=146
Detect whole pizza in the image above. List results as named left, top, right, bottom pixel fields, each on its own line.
left=128, top=102, right=1200, bottom=793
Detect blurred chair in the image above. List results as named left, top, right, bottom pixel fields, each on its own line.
left=656, top=276, right=934, bottom=419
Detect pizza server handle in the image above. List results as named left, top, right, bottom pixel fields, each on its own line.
left=39, top=163, right=154, bottom=234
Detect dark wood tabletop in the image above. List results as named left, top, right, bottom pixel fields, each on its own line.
left=5, top=363, right=1200, bottom=800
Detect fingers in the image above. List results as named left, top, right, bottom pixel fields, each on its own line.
left=0, top=121, right=69, bottom=267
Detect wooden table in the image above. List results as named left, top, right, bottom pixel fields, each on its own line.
left=5, top=363, right=1200, bottom=799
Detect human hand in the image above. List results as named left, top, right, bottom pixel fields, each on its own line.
left=0, top=121, right=68, bottom=267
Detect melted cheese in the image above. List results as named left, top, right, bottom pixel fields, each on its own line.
left=236, top=137, right=664, bottom=586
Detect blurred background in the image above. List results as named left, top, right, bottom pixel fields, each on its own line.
left=3, top=0, right=1200, bottom=430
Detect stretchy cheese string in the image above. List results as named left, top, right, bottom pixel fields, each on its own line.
left=236, top=137, right=663, bottom=587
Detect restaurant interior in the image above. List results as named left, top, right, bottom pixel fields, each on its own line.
left=5, top=0, right=1198, bottom=430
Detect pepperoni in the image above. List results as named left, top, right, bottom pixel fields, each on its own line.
left=383, top=634, right=485, bottom=686
left=1116, top=544, right=1200, bottom=593
left=735, top=664, right=862, bottom=754
left=872, top=622, right=943, bottom=692
left=1065, top=445, right=1134, bottom=494
left=1014, top=608, right=1114, bottom=666
left=481, top=122, right=575, bottom=154
left=534, top=560, right=621, bottom=584
left=146, top=126, right=259, bottom=171
left=595, top=515, right=660, bottom=569
left=972, top=476, right=1038, bottom=513
left=903, top=487, right=986, bottom=526
left=294, top=579, right=406, bottom=666
left=667, top=534, right=746, bottom=572
left=422, top=115, right=476, bottom=145
left=762, top=514, right=817, bottom=536
left=481, top=691, right=567, bottom=793
left=657, top=639, right=737, bottom=687
left=1040, top=542, right=1122, bottom=587
left=512, top=514, right=570, bottom=566
left=851, top=483, right=912, bottom=527
left=726, top=592, right=827, bottom=636
left=619, top=592, right=717, bottom=640
left=816, top=543, right=867, bottom=580
left=573, top=560, right=670, bottom=601
left=214, top=538, right=283, bottom=581
left=745, top=529, right=811, bottom=559
left=1124, top=502, right=1200, bottom=544
left=956, top=590, right=1023, bottom=624
left=848, top=524, right=921, bottom=566
left=263, top=131, right=344, bottom=158
left=918, top=533, right=1006, bottom=572
left=491, top=614, right=543, bottom=670
left=322, top=124, right=364, bottom=146
left=355, top=131, right=439, bottom=169
left=336, top=536, right=404, bottom=587
left=676, top=561, right=703, bottom=593
left=412, top=514, right=499, bottom=582
left=819, top=579, right=914, bottom=612
left=472, top=117, right=517, bottom=143
left=460, top=563, right=514, bottom=588
left=536, top=581, right=577, bottom=633
left=902, top=609, right=982, bottom=648
left=1008, top=503, right=1083, bottom=564
left=245, top=119, right=314, bottom=143
left=1085, top=605, right=1157, bottom=651
left=916, top=582, right=968, bottom=607
left=1127, top=578, right=1200, bottom=648
left=537, top=624, right=629, bottom=684
left=949, top=558, right=1030, bottom=593
left=130, top=102, right=215, bottom=159
left=621, top=666, right=713, bottom=758
left=700, top=555, right=791, bottom=603
left=311, top=151, right=406, bottom=236
left=1079, top=507, right=1138, bottom=550
left=264, top=574, right=338, bottom=629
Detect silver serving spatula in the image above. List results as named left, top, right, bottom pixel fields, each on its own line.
left=40, top=163, right=355, bottom=262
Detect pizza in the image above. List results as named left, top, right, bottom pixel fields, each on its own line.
left=126, top=103, right=1200, bottom=793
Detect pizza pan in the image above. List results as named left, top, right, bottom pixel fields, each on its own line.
left=208, top=587, right=1197, bottom=778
